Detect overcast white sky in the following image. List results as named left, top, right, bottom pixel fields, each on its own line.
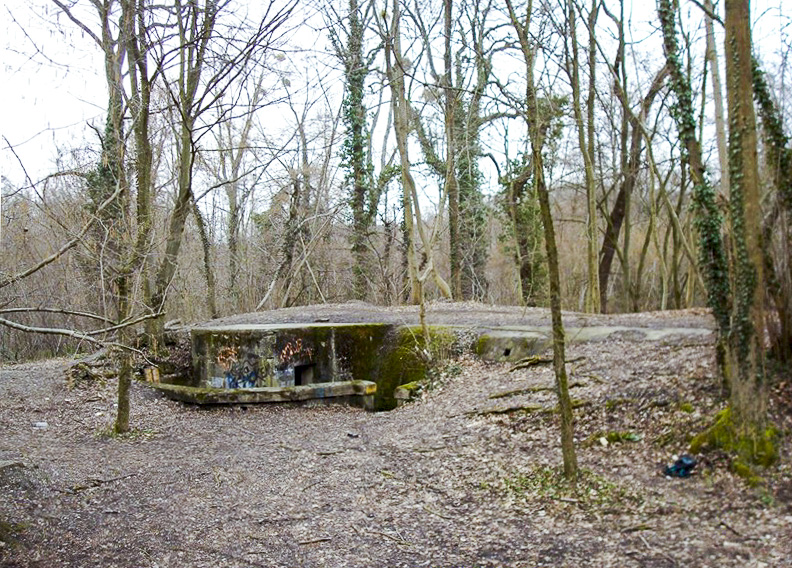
left=1, top=0, right=789, bottom=191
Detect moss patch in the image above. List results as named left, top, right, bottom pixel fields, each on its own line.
left=729, top=459, right=765, bottom=487
left=0, top=519, right=26, bottom=548
left=605, top=397, right=633, bottom=411
left=689, top=407, right=780, bottom=468
left=374, top=326, right=458, bottom=410
left=504, top=466, right=643, bottom=510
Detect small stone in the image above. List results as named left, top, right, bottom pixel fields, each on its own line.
left=599, top=436, right=608, bottom=447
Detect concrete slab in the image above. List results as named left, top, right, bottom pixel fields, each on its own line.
left=151, top=380, right=376, bottom=410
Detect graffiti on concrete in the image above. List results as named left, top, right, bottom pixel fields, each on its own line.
left=280, top=338, right=313, bottom=364
left=213, top=346, right=258, bottom=389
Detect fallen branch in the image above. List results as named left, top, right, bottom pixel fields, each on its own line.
left=67, top=473, right=136, bottom=493
left=550, top=496, right=581, bottom=504
left=509, top=356, right=585, bottom=372
left=621, top=523, right=654, bottom=533
left=316, top=449, right=345, bottom=456
left=719, top=520, right=743, bottom=537
left=509, top=356, right=552, bottom=371
left=466, top=404, right=543, bottom=416
left=412, top=446, right=449, bottom=453
left=300, top=480, right=321, bottom=492
left=576, top=373, right=605, bottom=384
left=489, top=381, right=585, bottom=399
left=368, top=529, right=412, bottom=546
left=422, top=505, right=454, bottom=520
left=468, top=399, right=590, bottom=417
left=298, top=537, right=332, bottom=545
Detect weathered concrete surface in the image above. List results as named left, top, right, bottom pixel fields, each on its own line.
left=158, top=304, right=716, bottom=410
left=184, top=322, right=459, bottom=411
left=475, top=330, right=550, bottom=362
left=198, top=302, right=717, bottom=332
left=152, top=379, right=376, bottom=410
left=191, top=323, right=391, bottom=390
left=474, top=325, right=713, bottom=362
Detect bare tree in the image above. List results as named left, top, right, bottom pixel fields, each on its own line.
left=146, top=0, right=293, bottom=346
left=505, top=0, right=578, bottom=480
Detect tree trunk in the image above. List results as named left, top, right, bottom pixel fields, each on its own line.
left=598, top=65, right=668, bottom=312
left=704, top=0, right=730, bottom=196
left=444, top=0, right=461, bottom=300
left=505, top=0, right=578, bottom=480
left=752, top=59, right=792, bottom=362
left=338, top=0, right=376, bottom=301
left=192, top=195, right=218, bottom=319
left=383, top=0, right=452, bottom=304
left=724, top=0, right=767, bottom=438
left=657, top=0, right=731, bottom=344
left=567, top=0, right=600, bottom=313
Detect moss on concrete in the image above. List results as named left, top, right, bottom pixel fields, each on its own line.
left=374, top=326, right=457, bottom=411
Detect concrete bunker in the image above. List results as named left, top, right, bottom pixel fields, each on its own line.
left=151, top=316, right=714, bottom=411
left=156, top=322, right=437, bottom=411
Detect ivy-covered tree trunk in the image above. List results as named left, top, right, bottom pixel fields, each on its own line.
left=444, top=0, right=462, bottom=300
left=502, top=156, right=546, bottom=306
left=659, top=0, right=776, bottom=466
left=657, top=0, right=731, bottom=365
left=336, top=0, right=377, bottom=301
left=752, top=59, right=792, bottom=363
left=90, top=3, right=133, bottom=434
left=455, top=63, right=490, bottom=301
left=723, top=0, right=768, bottom=441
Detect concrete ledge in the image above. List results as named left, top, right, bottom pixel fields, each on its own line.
left=475, top=330, right=550, bottom=362
left=151, top=380, right=376, bottom=410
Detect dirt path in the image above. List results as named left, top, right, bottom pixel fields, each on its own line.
left=1, top=309, right=791, bottom=567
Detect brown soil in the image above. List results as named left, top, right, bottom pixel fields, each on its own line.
left=1, top=305, right=790, bottom=567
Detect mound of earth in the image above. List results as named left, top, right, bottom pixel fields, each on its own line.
left=1, top=306, right=790, bottom=567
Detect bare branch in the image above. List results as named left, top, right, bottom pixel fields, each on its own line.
left=51, top=0, right=103, bottom=46
left=0, top=317, right=151, bottom=359
left=86, top=312, right=164, bottom=336
left=0, top=307, right=114, bottom=324
left=0, top=181, right=123, bottom=290
left=0, top=316, right=105, bottom=346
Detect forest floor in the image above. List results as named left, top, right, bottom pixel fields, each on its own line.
left=1, top=304, right=791, bottom=567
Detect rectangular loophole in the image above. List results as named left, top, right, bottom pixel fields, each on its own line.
left=294, top=363, right=316, bottom=386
